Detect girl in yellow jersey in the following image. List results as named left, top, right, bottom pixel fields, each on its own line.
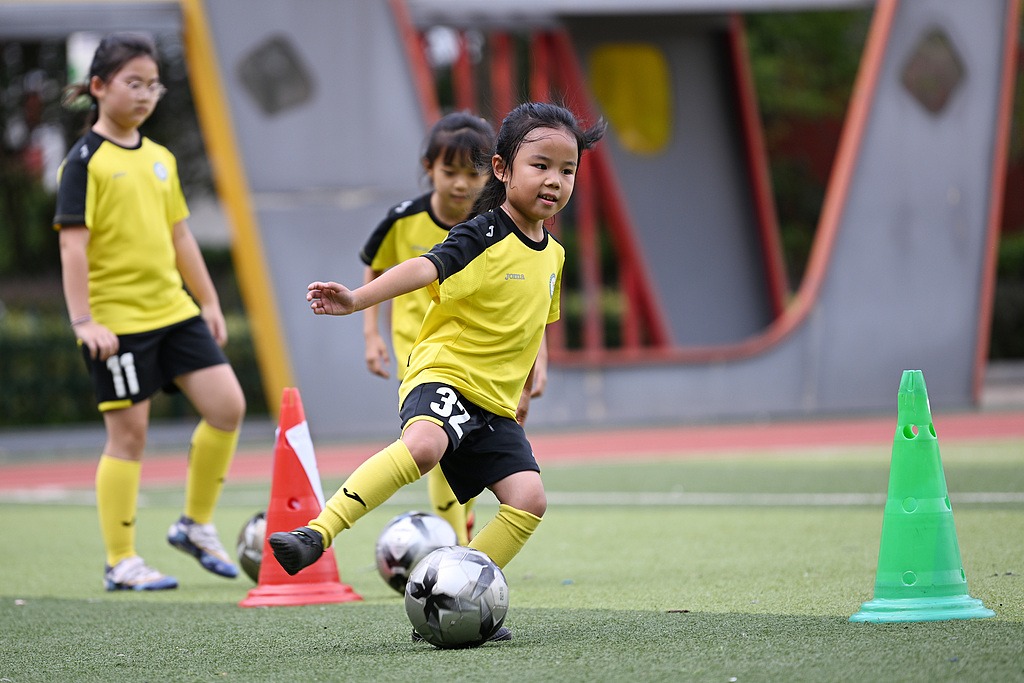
left=54, top=33, right=245, bottom=591
left=271, top=103, right=605, bottom=640
left=360, top=111, right=502, bottom=544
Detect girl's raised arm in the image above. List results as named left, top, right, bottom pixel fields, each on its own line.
left=308, top=256, right=438, bottom=317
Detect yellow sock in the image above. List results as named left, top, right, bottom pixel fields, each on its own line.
left=464, top=496, right=477, bottom=539
left=310, top=439, right=420, bottom=548
left=468, top=503, right=542, bottom=569
left=96, top=455, right=141, bottom=567
left=427, top=466, right=471, bottom=545
left=184, top=420, right=239, bottom=524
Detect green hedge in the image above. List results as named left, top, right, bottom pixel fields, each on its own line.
left=0, top=311, right=267, bottom=427
left=991, top=232, right=1024, bottom=359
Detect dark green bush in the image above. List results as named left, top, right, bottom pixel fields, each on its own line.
left=990, top=232, right=1024, bottom=359
left=0, top=311, right=267, bottom=427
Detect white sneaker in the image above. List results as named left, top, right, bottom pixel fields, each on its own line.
left=104, top=556, right=178, bottom=591
left=167, top=515, right=239, bottom=578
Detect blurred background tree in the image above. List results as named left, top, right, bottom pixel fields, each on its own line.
left=0, top=32, right=260, bottom=426
left=0, top=34, right=215, bottom=302
left=745, top=10, right=870, bottom=287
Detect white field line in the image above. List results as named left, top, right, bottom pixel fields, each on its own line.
left=546, top=492, right=1024, bottom=506
left=5, top=489, right=1024, bottom=507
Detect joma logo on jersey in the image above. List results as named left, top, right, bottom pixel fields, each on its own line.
left=505, top=273, right=525, bottom=281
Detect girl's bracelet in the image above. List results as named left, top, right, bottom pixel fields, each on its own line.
left=70, top=315, right=92, bottom=327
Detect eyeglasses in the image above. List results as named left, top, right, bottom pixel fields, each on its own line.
left=119, top=79, right=167, bottom=100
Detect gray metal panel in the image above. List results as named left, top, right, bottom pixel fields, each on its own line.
left=0, top=2, right=181, bottom=38
left=811, top=0, right=1003, bottom=410
left=203, top=0, right=425, bottom=194
left=201, top=0, right=427, bottom=439
left=405, top=0, right=875, bottom=28
left=258, top=201, right=402, bottom=438
left=569, top=15, right=775, bottom=345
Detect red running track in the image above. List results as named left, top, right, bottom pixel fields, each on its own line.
left=2, top=410, right=1022, bottom=492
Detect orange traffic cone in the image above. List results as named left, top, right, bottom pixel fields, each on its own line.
left=239, top=388, right=362, bottom=607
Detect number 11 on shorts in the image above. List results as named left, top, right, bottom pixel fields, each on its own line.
left=106, top=352, right=140, bottom=398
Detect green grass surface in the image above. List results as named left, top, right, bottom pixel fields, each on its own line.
left=2, top=441, right=1022, bottom=682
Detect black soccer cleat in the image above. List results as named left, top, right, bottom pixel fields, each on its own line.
left=411, top=625, right=512, bottom=644
left=268, top=526, right=324, bottom=576
left=488, top=626, right=513, bottom=642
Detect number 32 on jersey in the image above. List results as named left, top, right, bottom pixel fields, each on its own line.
left=429, top=386, right=470, bottom=438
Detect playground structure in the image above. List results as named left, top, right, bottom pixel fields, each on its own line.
left=1, top=0, right=1018, bottom=439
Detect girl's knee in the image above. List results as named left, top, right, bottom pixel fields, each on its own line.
left=520, top=491, right=547, bottom=518
left=493, top=474, right=546, bottom=517
left=404, top=441, right=444, bottom=476
left=104, top=426, right=147, bottom=461
left=400, top=422, right=447, bottom=475
left=197, top=377, right=246, bottom=431
left=222, top=389, right=246, bottom=428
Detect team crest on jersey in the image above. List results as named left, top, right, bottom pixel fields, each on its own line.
left=153, top=162, right=168, bottom=181
left=549, top=273, right=556, bottom=297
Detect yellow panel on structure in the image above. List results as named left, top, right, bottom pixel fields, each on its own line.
left=588, top=43, right=672, bottom=155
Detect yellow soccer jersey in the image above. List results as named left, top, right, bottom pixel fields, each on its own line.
left=399, top=208, right=563, bottom=419
left=53, top=131, right=197, bottom=334
left=360, top=193, right=453, bottom=378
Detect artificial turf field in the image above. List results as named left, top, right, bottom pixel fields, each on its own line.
left=1, top=417, right=1022, bottom=682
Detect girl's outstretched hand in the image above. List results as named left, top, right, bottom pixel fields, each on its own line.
left=307, top=281, right=356, bottom=316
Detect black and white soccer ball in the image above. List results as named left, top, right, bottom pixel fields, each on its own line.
left=236, top=510, right=266, bottom=583
left=375, top=511, right=458, bottom=594
left=404, top=546, right=509, bottom=649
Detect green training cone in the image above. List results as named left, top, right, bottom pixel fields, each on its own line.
left=850, top=370, right=994, bottom=623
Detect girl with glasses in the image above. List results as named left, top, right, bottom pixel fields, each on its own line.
left=54, top=32, right=245, bottom=592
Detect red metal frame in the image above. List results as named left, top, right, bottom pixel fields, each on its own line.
left=543, top=30, right=674, bottom=353
left=390, top=0, right=894, bottom=367
left=529, top=31, right=551, bottom=104
left=972, top=0, right=1022, bottom=400
left=388, top=0, right=441, bottom=123
left=728, top=13, right=789, bottom=317
left=387, top=9, right=676, bottom=357
left=544, top=0, right=901, bottom=366
left=453, top=31, right=475, bottom=112
left=489, top=32, right=516, bottom=125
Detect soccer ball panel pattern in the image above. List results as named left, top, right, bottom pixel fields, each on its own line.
left=405, top=546, right=509, bottom=648
left=235, top=511, right=266, bottom=583
left=375, top=511, right=458, bottom=594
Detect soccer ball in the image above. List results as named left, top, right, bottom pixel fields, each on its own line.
left=404, top=546, right=509, bottom=649
left=375, top=511, right=458, bottom=594
left=236, top=510, right=266, bottom=583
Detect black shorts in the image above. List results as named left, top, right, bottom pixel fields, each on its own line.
left=399, top=382, right=540, bottom=504
left=81, top=316, right=228, bottom=412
